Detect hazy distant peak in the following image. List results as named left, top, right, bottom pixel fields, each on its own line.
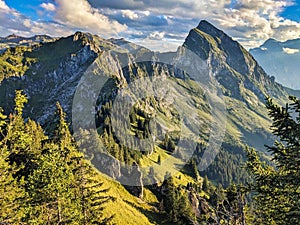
left=5, top=34, right=23, bottom=40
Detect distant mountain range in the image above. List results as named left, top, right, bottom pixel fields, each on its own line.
left=0, top=34, right=57, bottom=53
left=250, top=38, right=300, bottom=90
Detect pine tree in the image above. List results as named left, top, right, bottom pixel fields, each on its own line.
left=26, top=142, right=76, bottom=223
left=225, top=184, right=247, bottom=225
left=190, top=159, right=200, bottom=181
left=26, top=103, right=114, bottom=224
left=202, top=175, right=211, bottom=193
left=162, top=173, right=195, bottom=224
left=0, top=94, right=114, bottom=224
left=73, top=157, right=114, bottom=225
left=25, top=102, right=81, bottom=222
left=0, top=107, right=25, bottom=224
left=246, top=96, right=300, bottom=224
left=4, top=90, right=35, bottom=178
left=157, top=155, right=161, bottom=165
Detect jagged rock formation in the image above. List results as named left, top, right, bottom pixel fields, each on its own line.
left=184, top=20, right=286, bottom=102
left=0, top=32, right=100, bottom=125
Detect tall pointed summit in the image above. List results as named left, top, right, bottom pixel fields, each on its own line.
left=183, top=20, right=286, bottom=102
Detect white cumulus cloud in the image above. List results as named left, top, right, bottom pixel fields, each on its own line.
left=0, top=0, right=10, bottom=12
left=283, top=47, right=299, bottom=54
left=88, top=0, right=300, bottom=49
left=211, top=0, right=300, bottom=48
left=54, top=0, right=127, bottom=36
left=0, top=0, right=73, bottom=37
left=148, top=31, right=165, bottom=40
left=0, top=0, right=127, bottom=39
left=40, top=3, right=56, bottom=11
left=121, top=10, right=139, bottom=20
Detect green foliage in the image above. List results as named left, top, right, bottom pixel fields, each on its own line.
left=4, top=91, right=42, bottom=179
left=0, top=92, right=114, bottom=224
left=162, top=173, right=196, bottom=224
left=246, top=96, right=300, bottom=225
left=190, top=159, right=200, bottom=181
left=14, top=90, right=28, bottom=116
left=205, top=183, right=248, bottom=225
left=0, top=107, right=25, bottom=224
left=73, top=159, right=115, bottom=225
left=0, top=46, right=37, bottom=82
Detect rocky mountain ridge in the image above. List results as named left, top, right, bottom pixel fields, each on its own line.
left=184, top=20, right=286, bottom=102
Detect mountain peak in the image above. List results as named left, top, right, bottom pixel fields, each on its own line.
left=196, top=20, right=213, bottom=28
left=183, top=20, right=235, bottom=60
left=197, top=20, right=217, bottom=30
left=183, top=20, right=285, bottom=102
left=73, top=31, right=90, bottom=41
left=258, top=38, right=282, bottom=51
left=6, top=34, right=23, bottom=40
left=196, top=20, right=227, bottom=39
left=263, top=38, right=278, bottom=46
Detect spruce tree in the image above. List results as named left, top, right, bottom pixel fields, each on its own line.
left=190, top=159, right=200, bottom=181
left=73, top=157, right=114, bottom=225
left=162, top=173, right=195, bottom=224
left=0, top=107, right=25, bottom=224
left=246, top=96, right=300, bottom=224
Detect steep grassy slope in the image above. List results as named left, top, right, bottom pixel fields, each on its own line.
left=97, top=172, right=160, bottom=225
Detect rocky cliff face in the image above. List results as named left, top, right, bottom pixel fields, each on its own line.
left=0, top=32, right=100, bottom=125
left=184, top=20, right=287, bottom=102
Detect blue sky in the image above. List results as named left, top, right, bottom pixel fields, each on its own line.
left=0, top=0, right=300, bottom=51
left=280, top=0, right=300, bottom=21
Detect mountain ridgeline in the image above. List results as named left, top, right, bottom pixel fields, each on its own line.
left=0, top=20, right=291, bottom=188
left=250, top=38, right=300, bottom=90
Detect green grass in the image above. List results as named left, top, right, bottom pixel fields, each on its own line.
left=94, top=170, right=163, bottom=225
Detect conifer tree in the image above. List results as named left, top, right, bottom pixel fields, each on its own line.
left=26, top=103, right=114, bottom=224
left=73, top=157, right=114, bottom=225
left=0, top=107, right=25, bottom=224
left=246, top=96, right=300, bottom=224
left=162, top=173, right=195, bottom=224
left=202, top=175, right=210, bottom=193
left=190, top=159, right=200, bottom=181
